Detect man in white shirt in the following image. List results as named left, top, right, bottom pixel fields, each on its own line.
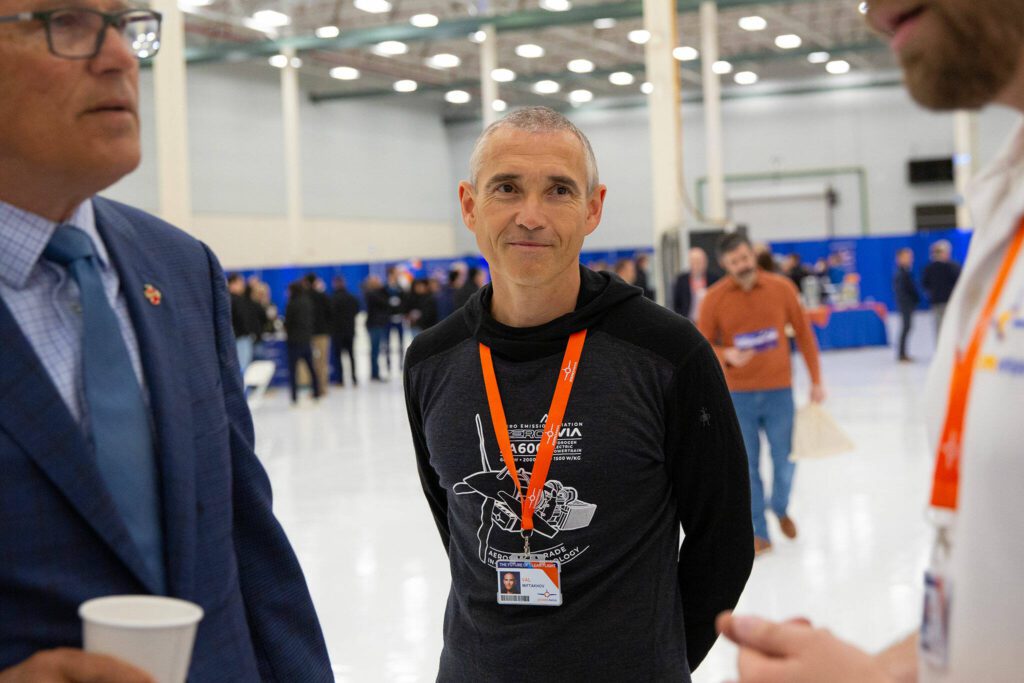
left=716, top=0, right=1024, bottom=680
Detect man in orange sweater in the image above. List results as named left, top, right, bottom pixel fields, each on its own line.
left=699, top=233, right=826, bottom=554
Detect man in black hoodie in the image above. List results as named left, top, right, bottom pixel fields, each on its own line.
left=404, top=106, right=753, bottom=681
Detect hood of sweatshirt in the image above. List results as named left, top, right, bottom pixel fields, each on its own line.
left=461, top=265, right=643, bottom=362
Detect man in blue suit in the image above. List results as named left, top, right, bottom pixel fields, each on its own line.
left=0, top=1, right=333, bottom=681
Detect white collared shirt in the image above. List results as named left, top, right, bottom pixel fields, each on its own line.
left=922, top=118, right=1024, bottom=682
left=0, top=198, right=146, bottom=424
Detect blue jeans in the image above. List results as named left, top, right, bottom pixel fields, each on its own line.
left=235, top=336, right=253, bottom=377
left=368, top=326, right=387, bottom=379
left=731, top=388, right=796, bottom=541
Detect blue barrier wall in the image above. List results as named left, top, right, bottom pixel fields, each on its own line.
left=234, top=247, right=651, bottom=313
left=232, top=230, right=971, bottom=315
left=769, top=229, right=973, bottom=311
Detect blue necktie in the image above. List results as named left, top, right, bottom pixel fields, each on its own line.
left=44, top=225, right=166, bottom=593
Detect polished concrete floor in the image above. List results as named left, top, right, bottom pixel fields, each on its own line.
left=253, top=313, right=940, bottom=682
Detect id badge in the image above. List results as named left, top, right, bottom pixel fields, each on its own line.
left=919, top=569, right=952, bottom=671
left=496, top=559, right=562, bottom=607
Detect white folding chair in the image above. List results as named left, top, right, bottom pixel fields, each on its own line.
left=244, top=360, right=276, bottom=410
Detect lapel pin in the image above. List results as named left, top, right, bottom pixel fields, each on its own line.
left=143, top=284, right=162, bottom=306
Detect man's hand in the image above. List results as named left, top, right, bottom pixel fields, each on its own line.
left=716, top=612, right=893, bottom=683
left=0, top=649, right=155, bottom=683
left=724, top=347, right=755, bottom=368
left=810, top=384, right=826, bottom=404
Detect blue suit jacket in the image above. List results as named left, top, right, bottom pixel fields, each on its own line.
left=0, top=198, right=333, bottom=681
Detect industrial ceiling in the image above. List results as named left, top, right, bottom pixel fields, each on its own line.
left=173, top=0, right=898, bottom=116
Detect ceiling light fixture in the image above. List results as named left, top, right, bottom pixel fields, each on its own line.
left=593, top=17, right=616, bottom=29
left=775, top=34, right=802, bottom=49
left=738, top=15, right=767, bottom=31
left=315, top=25, right=340, bottom=39
left=329, top=66, right=360, bottom=80
left=808, top=51, right=830, bottom=64
left=609, top=71, right=635, bottom=85
left=712, top=60, right=733, bottom=75
left=426, top=53, right=461, bottom=69
left=354, top=0, right=391, bottom=13
left=491, top=68, right=516, bottom=82
left=372, top=40, right=408, bottom=56
left=533, top=79, right=561, bottom=94
left=251, top=10, right=289, bottom=28
left=567, top=58, right=595, bottom=73
left=393, top=79, right=418, bottom=92
left=826, top=59, right=851, bottom=74
left=445, top=90, right=471, bottom=104
left=410, top=13, right=438, bottom=28
left=673, top=46, right=699, bottom=61
left=515, top=43, right=545, bottom=58
left=734, top=71, right=758, bottom=85
left=540, top=0, right=572, bottom=11
left=569, top=89, right=593, bottom=104
left=627, top=29, right=651, bottom=44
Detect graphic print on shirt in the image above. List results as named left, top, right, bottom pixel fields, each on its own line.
left=453, top=414, right=597, bottom=567
left=985, top=273, right=1024, bottom=377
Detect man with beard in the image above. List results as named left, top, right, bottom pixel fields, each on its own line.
left=404, top=106, right=753, bottom=680
left=698, top=233, right=825, bottom=556
left=717, top=1, right=1024, bottom=681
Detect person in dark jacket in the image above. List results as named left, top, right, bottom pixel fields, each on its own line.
left=634, top=252, right=655, bottom=299
left=407, top=278, right=439, bottom=336
left=437, top=268, right=462, bottom=321
left=284, top=281, right=322, bottom=402
left=672, top=247, right=719, bottom=321
left=227, top=272, right=260, bottom=372
left=454, top=266, right=485, bottom=309
left=330, top=276, right=360, bottom=386
left=893, top=248, right=922, bottom=362
left=405, top=105, right=752, bottom=681
left=363, top=275, right=391, bottom=381
left=922, top=239, right=962, bottom=335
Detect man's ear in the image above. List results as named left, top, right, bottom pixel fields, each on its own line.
left=583, top=184, right=607, bottom=237
left=459, top=181, right=477, bottom=232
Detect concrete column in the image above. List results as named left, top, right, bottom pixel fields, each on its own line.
left=953, top=110, right=978, bottom=229
left=642, top=0, right=684, bottom=306
left=151, top=0, right=192, bottom=229
left=699, top=1, right=727, bottom=224
left=479, top=24, right=499, bottom=127
left=281, top=47, right=304, bottom=261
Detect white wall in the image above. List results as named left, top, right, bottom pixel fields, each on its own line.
left=447, top=85, right=1022, bottom=250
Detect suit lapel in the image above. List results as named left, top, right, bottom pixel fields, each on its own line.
left=0, top=297, right=162, bottom=594
left=93, top=198, right=197, bottom=601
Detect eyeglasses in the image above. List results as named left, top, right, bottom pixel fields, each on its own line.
left=0, top=7, right=162, bottom=60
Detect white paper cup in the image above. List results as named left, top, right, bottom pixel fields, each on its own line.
left=80, top=595, right=204, bottom=683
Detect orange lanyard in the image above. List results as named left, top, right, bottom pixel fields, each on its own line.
left=931, top=220, right=1024, bottom=512
left=479, top=330, right=587, bottom=535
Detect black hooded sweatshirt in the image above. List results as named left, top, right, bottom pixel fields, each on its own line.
left=404, top=266, right=753, bottom=682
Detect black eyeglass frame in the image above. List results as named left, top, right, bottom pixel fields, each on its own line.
left=0, top=7, right=163, bottom=60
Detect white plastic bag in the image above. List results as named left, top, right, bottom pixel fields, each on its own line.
left=789, top=403, right=855, bottom=462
